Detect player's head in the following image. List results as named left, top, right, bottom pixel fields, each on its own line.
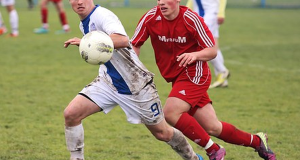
left=157, top=0, right=181, bottom=20
left=69, top=0, right=95, bottom=20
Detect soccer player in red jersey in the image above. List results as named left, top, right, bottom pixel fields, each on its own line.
left=63, top=0, right=205, bottom=159
left=34, top=0, right=70, bottom=34
left=131, top=0, right=276, bottom=160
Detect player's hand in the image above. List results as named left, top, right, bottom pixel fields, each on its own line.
left=64, top=37, right=81, bottom=48
left=177, top=53, right=197, bottom=67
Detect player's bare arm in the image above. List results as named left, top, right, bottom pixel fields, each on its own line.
left=109, top=33, right=130, bottom=49
left=64, top=37, right=81, bottom=48
left=177, top=46, right=217, bottom=67
left=132, top=45, right=141, bottom=57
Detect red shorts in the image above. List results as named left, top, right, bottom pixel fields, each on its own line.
left=169, top=66, right=212, bottom=115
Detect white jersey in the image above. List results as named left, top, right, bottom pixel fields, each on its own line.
left=190, top=0, right=219, bottom=17
left=78, top=5, right=163, bottom=125
left=79, top=5, right=154, bottom=95
left=189, top=0, right=219, bottom=37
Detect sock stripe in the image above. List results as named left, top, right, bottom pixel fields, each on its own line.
left=204, top=139, right=214, bottom=150
left=250, top=135, right=253, bottom=145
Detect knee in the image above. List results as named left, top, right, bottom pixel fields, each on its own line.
left=204, top=122, right=222, bottom=137
left=163, top=107, right=178, bottom=126
left=63, top=107, right=73, bottom=122
left=64, top=105, right=81, bottom=126
left=206, top=127, right=219, bottom=136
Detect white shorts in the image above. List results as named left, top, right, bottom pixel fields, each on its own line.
left=203, top=12, right=219, bottom=38
left=79, top=76, right=164, bottom=125
left=1, top=0, right=15, bottom=6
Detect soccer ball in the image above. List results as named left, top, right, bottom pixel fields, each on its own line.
left=79, top=31, right=114, bottom=65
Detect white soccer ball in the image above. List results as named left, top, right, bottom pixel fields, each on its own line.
left=79, top=31, right=114, bottom=65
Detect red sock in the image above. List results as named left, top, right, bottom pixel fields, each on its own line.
left=59, top=12, right=68, bottom=26
left=218, top=121, right=261, bottom=149
left=174, top=113, right=219, bottom=153
left=41, top=7, right=48, bottom=24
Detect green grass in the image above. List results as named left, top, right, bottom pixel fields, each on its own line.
left=0, top=6, right=300, bottom=160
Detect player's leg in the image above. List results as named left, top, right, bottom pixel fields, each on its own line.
left=163, top=97, right=225, bottom=160
left=192, top=103, right=261, bottom=146
left=53, top=0, right=70, bottom=34
left=210, top=38, right=227, bottom=75
left=209, top=38, right=230, bottom=88
left=28, top=0, right=34, bottom=9
left=204, top=14, right=230, bottom=88
left=192, top=103, right=276, bottom=160
left=0, top=12, right=7, bottom=35
left=116, top=81, right=203, bottom=159
left=146, top=120, right=203, bottom=160
left=5, top=4, right=19, bottom=37
left=64, top=94, right=102, bottom=160
left=0, top=12, right=3, bottom=27
left=34, top=0, right=49, bottom=34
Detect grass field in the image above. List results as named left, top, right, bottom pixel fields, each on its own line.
left=0, top=3, right=300, bottom=160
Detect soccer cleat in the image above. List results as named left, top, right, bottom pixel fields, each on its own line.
left=196, top=153, right=204, bottom=160
left=55, top=29, right=70, bottom=35
left=209, top=70, right=230, bottom=89
left=207, top=145, right=226, bottom=160
left=0, top=27, right=7, bottom=35
left=220, top=80, right=228, bottom=87
left=34, top=27, right=49, bottom=34
left=255, top=132, right=277, bottom=160
left=7, top=33, right=18, bottom=37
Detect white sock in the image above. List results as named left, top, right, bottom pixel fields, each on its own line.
left=42, top=23, right=49, bottom=29
left=204, top=139, right=214, bottom=150
left=65, top=123, right=84, bottom=159
left=0, top=12, right=4, bottom=27
left=63, top=24, right=70, bottom=31
left=210, top=49, right=227, bottom=76
left=9, top=10, right=18, bottom=35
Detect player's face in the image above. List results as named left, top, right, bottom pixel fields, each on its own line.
left=69, top=0, right=95, bottom=20
left=157, top=0, right=180, bottom=20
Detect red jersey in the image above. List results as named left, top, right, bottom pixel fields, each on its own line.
left=131, top=6, right=215, bottom=84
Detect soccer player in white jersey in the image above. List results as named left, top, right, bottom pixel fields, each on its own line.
left=63, top=0, right=204, bottom=160
left=131, top=0, right=276, bottom=160
left=0, top=0, right=19, bottom=37
left=186, top=0, right=230, bottom=88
